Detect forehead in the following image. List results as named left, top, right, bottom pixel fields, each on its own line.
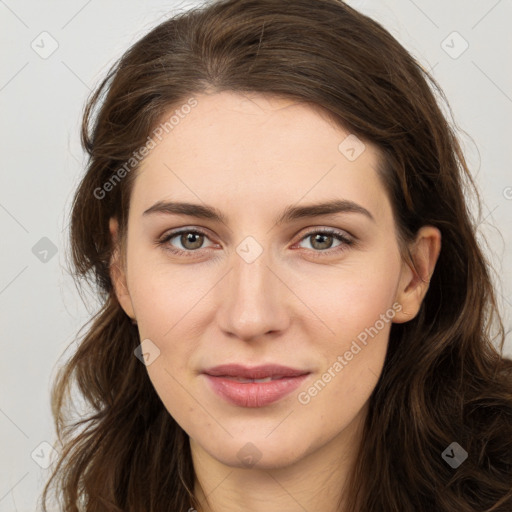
left=131, top=91, right=391, bottom=223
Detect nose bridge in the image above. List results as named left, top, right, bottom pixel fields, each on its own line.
left=215, top=233, right=289, bottom=340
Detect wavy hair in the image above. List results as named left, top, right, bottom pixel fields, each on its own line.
left=41, top=0, right=512, bottom=510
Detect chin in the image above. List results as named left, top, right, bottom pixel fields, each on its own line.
left=205, top=436, right=308, bottom=470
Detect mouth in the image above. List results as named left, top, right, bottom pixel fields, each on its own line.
left=202, top=364, right=311, bottom=407
left=203, top=363, right=310, bottom=379
left=216, top=375, right=289, bottom=383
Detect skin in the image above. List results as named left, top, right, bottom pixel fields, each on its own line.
left=109, top=91, right=441, bottom=512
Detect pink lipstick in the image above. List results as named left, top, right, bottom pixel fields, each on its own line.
left=202, top=364, right=310, bottom=407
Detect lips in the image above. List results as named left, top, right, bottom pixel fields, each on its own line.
left=202, top=364, right=311, bottom=407
left=203, top=363, right=309, bottom=379
left=220, top=376, right=281, bottom=383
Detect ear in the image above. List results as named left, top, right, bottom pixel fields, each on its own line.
left=393, top=226, right=441, bottom=323
left=109, top=217, right=136, bottom=322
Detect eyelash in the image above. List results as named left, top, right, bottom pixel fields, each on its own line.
left=156, top=227, right=355, bottom=259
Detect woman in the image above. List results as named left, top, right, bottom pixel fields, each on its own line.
left=41, top=0, right=512, bottom=510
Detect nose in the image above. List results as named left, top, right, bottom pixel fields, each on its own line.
left=214, top=243, right=291, bottom=342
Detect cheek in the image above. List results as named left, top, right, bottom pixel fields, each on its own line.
left=126, top=240, right=203, bottom=332
left=339, top=270, right=399, bottom=336
left=293, top=249, right=401, bottom=413
left=129, top=265, right=200, bottom=423
left=295, top=250, right=402, bottom=342
left=294, top=272, right=397, bottom=431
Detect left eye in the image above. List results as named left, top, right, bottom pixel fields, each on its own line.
left=296, top=229, right=353, bottom=252
left=157, top=228, right=353, bottom=256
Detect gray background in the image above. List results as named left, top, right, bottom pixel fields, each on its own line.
left=1, top=0, right=511, bottom=510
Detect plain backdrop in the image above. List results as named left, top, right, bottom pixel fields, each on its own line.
left=1, top=0, right=511, bottom=510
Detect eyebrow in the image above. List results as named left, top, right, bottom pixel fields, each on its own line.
left=142, top=198, right=375, bottom=225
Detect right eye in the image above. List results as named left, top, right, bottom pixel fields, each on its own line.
left=157, top=228, right=216, bottom=257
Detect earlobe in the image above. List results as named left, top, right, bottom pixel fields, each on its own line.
left=393, top=226, right=441, bottom=324
left=109, top=217, right=136, bottom=321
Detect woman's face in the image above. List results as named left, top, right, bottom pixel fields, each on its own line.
left=110, top=91, right=431, bottom=471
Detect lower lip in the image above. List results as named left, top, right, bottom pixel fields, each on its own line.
left=203, top=374, right=310, bottom=407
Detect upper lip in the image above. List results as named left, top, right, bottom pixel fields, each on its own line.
left=203, top=364, right=310, bottom=379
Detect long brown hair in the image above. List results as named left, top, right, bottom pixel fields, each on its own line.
left=41, top=0, right=512, bottom=510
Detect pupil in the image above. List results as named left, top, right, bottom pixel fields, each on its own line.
left=184, top=233, right=202, bottom=249
left=314, top=234, right=331, bottom=249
